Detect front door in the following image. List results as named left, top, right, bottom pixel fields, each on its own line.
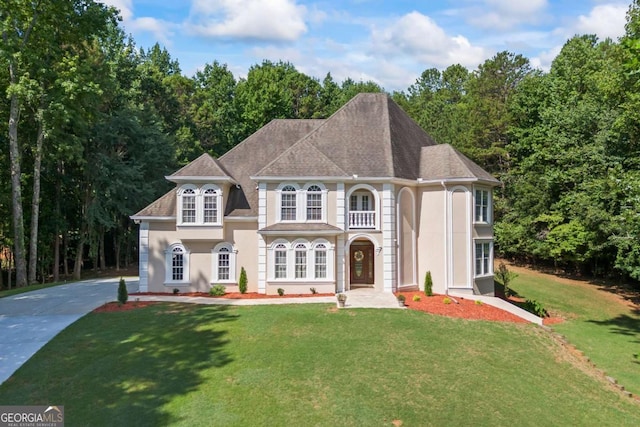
left=350, top=241, right=374, bottom=286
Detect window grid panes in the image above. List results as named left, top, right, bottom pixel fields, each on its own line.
left=475, top=242, right=491, bottom=276
left=315, top=245, right=327, bottom=279
left=218, top=247, right=230, bottom=280
left=281, top=186, right=297, bottom=221
left=275, top=244, right=287, bottom=279
left=475, top=190, right=489, bottom=222
left=295, top=244, right=307, bottom=279
left=182, top=189, right=196, bottom=223
left=204, top=189, right=218, bottom=223
left=306, top=186, right=322, bottom=221
left=172, top=247, right=184, bottom=281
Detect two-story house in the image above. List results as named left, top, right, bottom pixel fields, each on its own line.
left=131, top=93, right=500, bottom=295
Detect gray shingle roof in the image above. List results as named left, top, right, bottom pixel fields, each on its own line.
left=135, top=93, right=498, bottom=220
left=419, top=144, right=500, bottom=183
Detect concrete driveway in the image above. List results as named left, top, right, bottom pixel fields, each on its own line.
left=0, top=277, right=139, bottom=385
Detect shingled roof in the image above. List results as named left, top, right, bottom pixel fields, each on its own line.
left=133, top=93, right=498, bottom=220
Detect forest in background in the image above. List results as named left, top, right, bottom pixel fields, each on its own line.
left=2, top=0, right=640, bottom=287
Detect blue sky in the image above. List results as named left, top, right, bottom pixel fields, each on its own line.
left=101, top=0, right=631, bottom=91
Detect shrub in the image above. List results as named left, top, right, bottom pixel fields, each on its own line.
left=209, top=284, right=226, bottom=297
left=310, top=287, right=317, bottom=294
left=424, top=271, right=433, bottom=296
left=277, top=288, right=285, bottom=296
left=522, top=299, right=548, bottom=317
left=397, top=294, right=406, bottom=303
left=495, top=262, right=518, bottom=297
left=475, top=299, right=483, bottom=306
left=412, top=295, right=421, bottom=302
left=173, top=288, right=180, bottom=294
left=239, top=267, right=248, bottom=294
left=117, top=278, right=128, bottom=305
left=443, top=297, right=452, bottom=305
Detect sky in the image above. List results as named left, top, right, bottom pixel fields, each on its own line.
left=100, top=0, right=631, bottom=92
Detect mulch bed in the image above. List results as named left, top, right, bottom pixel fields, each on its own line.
left=97, top=291, right=562, bottom=325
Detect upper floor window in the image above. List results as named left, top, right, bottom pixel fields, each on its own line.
left=347, top=187, right=377, bottom=229
left=306, top=185, right=323, bottom=221
left=281, top=185, right=297, bottom=221
left=165, top=243, right=190, bottom=284
left=177, top=184, right=223, bottom=226
left=474, top=189, right=491, bottom=223
left=181, top=188, right=196, bottom=223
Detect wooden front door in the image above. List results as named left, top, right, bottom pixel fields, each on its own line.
left=350, top=241, right=374, bottom=285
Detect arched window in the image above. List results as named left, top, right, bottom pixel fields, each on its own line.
left=280, top=185, right=297, bottom=221
left=203, top=187, right=219, bottom=224
left=181, top=188, right=196, bottom=223
left=306, top=184, right=323, bottom=221
left=212, top=242, right=236, bottom=283
left=294, top=243, right=308, bottom=279
left=165, top=243, right=190, bottom=284
left=274, top=243, right=288, bottom=279
left=314, top=243, right=327, bottom=279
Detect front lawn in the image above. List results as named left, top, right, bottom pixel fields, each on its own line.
left=0, top=303, right=637, bottom=426
left=507, top=265, right=640, bottom=397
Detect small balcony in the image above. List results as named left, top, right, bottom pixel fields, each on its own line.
left=348, top=211, right=376, bottom=229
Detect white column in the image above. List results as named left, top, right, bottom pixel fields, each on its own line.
left=382, top=184, right=396, bottom=292
left=138, top=222, right=149, bottom=292
left=258, top=182, right=267, bottom=293
left=336, top=182, right=345, bottom=230
left=336, top=182, right=345, bottom=292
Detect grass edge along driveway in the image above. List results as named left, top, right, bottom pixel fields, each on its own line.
left=0, top=303, right=638, bottom=426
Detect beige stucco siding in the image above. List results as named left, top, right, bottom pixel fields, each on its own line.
left=226, top=221, right=259, bottom=293
left=416, top=187, right=446, bottom=294
left=451, top=189, right=470, bottom=288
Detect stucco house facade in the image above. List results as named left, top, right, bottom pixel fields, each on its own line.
left=131, top=93, right=500, bottom=295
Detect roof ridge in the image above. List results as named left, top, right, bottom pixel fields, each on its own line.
left=255, top=137, right=349, bottom=177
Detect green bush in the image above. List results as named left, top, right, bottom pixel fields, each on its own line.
left=397, top=294, right=406, bottom=303
left=495, top=262, right=518, bottom=297
left=443, top=297, right=452, bottom=305
left=117, top=278, right=128, bottom=305
left=209, top=284, right=226, bottom=297
left=475, top=299, right=483, bottom=306
left=277, top=288, right=285, bottom=296
left=522, top=299, right=548, bottom=317
left=239, top=267, right=248, bottom=294
left=412, top=295, right=421, bottom=302
left=424, top=271, right=433, bottom=296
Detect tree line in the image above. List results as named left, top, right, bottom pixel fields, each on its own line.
left=2, top=0, right=639, bottom=287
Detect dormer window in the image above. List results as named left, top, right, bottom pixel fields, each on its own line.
left=306, top=185, right=323, bottom=221
left=177, top=184, right=223, bottom=226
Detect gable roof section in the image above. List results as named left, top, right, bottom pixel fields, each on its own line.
left=167, top=153, right=234, bottom=182
left=255, top=139, right=349, bottom=178
left=132, top=189, right=176, bottom=218
left=419, top=144, right=500, bottom=183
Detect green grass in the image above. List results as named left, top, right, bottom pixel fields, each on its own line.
left=1, top=303, right=638, bottom=426
left=508, top=268, right=640, bottom=397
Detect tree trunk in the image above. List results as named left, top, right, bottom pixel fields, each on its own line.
left=99, top=230, right=106, bottom=270
left=73, top=233, right=84, bottom=281
left=8, top=67, right=27, bottom=288
left=115, top=232, right=121, bottom=271
left=63, top=231, right=69, bottom=278
left=53, top=232, right=60, bottom=283
left=28, top=107, right=45, bottom=284
left=8, top=250, right=13, bottom=290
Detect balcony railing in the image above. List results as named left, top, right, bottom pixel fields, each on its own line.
left=348, top=211, right=376, bottom=229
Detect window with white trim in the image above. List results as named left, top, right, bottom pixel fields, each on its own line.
left=181, top=188, right=196, bottom=223
left=203, top=188, right=218, bottom=224
left=212, top=242, right=237, bottom=283
left=165, top=243, right=190, bottom=284
left=306, top=185, right=323, bottom=221
left=274, top=243, right=288, bottom=279
left=475, top=189, right=491, bottom=223
left=294, top=243, right=307, bottom=279
left=281, top=185, right=297, bottom=221
left=314, top=243, right=327, bottom=279
left=475, top=241, right=493, bottom=277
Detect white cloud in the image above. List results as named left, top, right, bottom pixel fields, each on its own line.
left=99, top=0, right=174, bottom=46
left=371, top=12, right=487, bottom=69
left=530, top=44, right=562, bottom=71
left=574, top=3, right=627, bottom=40
left=100, top=0, right=133, bottom=21
left=186, top=0, right=307, bottom=41
left=467, top=0, right=548, bottom=30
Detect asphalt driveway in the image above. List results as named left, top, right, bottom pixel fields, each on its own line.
left=0, top=277, right=139, bottom=385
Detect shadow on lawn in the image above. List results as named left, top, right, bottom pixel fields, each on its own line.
left=0, top=302, right=238, bottom=426
left=587, top=314, right=640, bottom=364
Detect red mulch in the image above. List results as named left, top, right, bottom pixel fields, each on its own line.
left=94, top=301, right=160, bottom=312
left=99, top=291, right=562, bottom=325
